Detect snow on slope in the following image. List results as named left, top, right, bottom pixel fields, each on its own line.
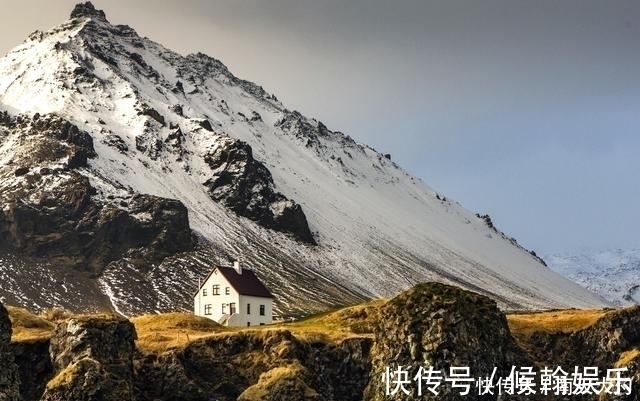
left=547, top=249, right=640, bottom=306
left=0, top=4, right=609, bottom=312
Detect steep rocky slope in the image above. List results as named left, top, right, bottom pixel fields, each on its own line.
left=0, top=2, right=608, bottom=316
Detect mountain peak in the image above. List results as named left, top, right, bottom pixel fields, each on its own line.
left=0, top=4, right=610, bottom=316
left=70, top=2, right=108, bottom=22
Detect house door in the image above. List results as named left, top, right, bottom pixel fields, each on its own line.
left=229, top=302, right=236, bottom=315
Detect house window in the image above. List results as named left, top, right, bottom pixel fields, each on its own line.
left=230, top=302, right=237, bottom=315
left=260, top=323, right=265, bottom=326
left=247, top=322, right=251, bottom=327
left=202, top=288, right=207, bottom=296
left=204, top=304, right=212, bottom=315
left=222, top=304, right=226, bottom=314
left=259, top=305, right=265, bottom=316
left=247, top=303, right=251, bottom=315
left=225, top=287, right=230, bottom=295
left=212, top=284, right=220, bottom=295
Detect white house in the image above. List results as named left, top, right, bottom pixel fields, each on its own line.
left=194, top=261, right=274, bottom=326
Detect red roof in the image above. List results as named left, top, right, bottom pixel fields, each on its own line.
left=198, top=265, right=274, bottom=298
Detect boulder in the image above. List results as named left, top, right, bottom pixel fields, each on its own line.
left=364, top=282, right=528, bottom=401
left=42, top=317, right=136, bottom=401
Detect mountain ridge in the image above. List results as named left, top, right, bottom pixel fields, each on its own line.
left=547, top=248, right=640, bottom=306
left=0, top=2, right=608, bottom=316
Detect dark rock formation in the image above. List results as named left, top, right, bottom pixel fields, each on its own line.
left=137, top=104, right=165, bottom=127
left=569, top=306, right=640, bottom=368
left=11, top=339, right=52, bottom=401
left=195, top=118, right=213, bottom=132
left=42, top=317, right=136, bottom=401
left=203, top=136, right=315, bottom=244
left=134, top=330, right=371, bottom=401
left=3, top=284, right=640, bottom=401
left=364, top=282, right=529, bottom=401
left=0, top=113, right=193, bottom=273
left=70, top=2, right=108, bottom=21
left=0, top=173, right=192, bottom=273
left=0, top=304, right=21, bottom=401
left=523, top=306, right=640, bottom=401
left=7, top=113, right=97, bottom=169
left=237, top=361, right=322, bottom=401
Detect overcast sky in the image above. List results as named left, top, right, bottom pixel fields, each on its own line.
left=1, top=1, right=638, bottom=255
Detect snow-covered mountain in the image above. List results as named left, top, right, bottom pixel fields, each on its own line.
left=0, top=3, right=608, bottom=317
left=547, top=249, right=640, bottom=306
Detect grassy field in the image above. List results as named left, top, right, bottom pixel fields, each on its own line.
left=132, top=312, right=228, bottom=353
left=506, top=308, right=609, bottom=343
left=6, top=306, right=55, bottom=343
left=5, top=300, right=617, bottom=355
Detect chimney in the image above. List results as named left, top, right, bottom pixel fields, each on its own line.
left=233, top=260, right=242, bottom=275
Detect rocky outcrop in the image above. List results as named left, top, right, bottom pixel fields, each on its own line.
left=237, top=361, right=321, bottom=401
left=42, top=317, right=136, bottom=401
left=0, top=113, right=193, bottom=273
left=0, top=303, right=21, bottom=401
left=203, top=136, right=315, bottom=244
left=568, top=306, right=640, bottom=368
left=134, top=330, right=371, bottom=401
left=11, top=340, right=52, bottom=401
left=0, top=173, right=192, bottom=273
left=365, top=282, right=529, bottom=401
left=3, top=284, right=640, bottom=401
left=70, top=2, right=108, bottom=22
left=524, top=306, right=640, bottom=401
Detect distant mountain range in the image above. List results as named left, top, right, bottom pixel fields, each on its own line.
left=0, top=2, right=607, bottom=317
left=547, top=249, right=640, bottom=306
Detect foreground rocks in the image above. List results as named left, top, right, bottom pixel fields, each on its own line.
left=523, top=305, right=640, bottom=401
left=365, top=282, right=530, bottom=401
left=42, top=317, right=136, bottom=401
left=0, top=304, right=21, bottom=401
left=2, top=283, right=640, bottom=401
left=134, top=330, right=371, bottom=401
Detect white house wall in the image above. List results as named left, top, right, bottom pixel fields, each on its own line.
left=194, top=270, right=239, bottom=324
left=238, top=295, right=273, bottom=326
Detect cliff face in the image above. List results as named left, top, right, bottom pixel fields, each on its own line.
left=0, top=113, right=193, bottom=274
left=0, top=304, right=21, bottom=401
left=134, top=331, right=371, bottom=401
left=11, top=340, right=51, bottom=401
left=42, top=317, right=137, bottom=401
left=521, top=306, right=640, bottom=401
left=2, top=283, right=639, bottom=401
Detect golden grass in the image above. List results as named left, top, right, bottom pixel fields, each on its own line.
left=615, top=348, right=640, bottom=368
left=132, top=312, right=228, bottom=353
left=268, top=299, right=386, bottom=343
left=132, top=300, right=384, bottom=353
left=237, top=361, right=318, bottom=401
left=6, top=306, right=55, bottom=343
left=506, top=309, right=608, bottom=342
left=46, top=358, right=99, bottom=390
